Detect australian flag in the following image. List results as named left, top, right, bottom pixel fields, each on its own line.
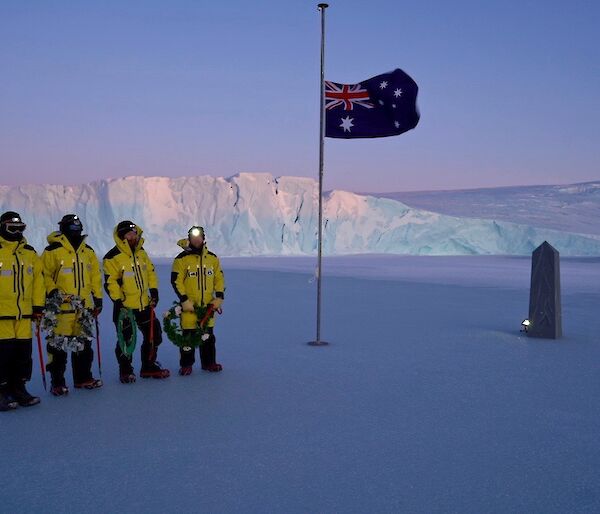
left=325, top=68, right=419, bottom=139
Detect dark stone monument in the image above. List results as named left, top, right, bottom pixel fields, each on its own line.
left=527, top=241, right=562, bottom=339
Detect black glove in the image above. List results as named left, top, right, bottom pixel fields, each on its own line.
left=32, top=305, right=44, bottom=321
left=149, top=288, right=159, bottom=306
left=113, top=299, right=124, bottom=323
left=48, top=288, right=61, bottom=300
left=93, top=297, right=103, bottom=316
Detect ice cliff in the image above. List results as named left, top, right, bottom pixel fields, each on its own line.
left=2, top=173, right=599, bottom=257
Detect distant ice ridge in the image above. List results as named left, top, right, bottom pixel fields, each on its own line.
left=375, top=181, right=600, bottom=236
left=1, top=173, right=600, bottom=257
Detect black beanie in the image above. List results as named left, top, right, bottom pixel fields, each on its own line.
left=0, top=211, right=23, bottom=224
left=58, top=214, right=83, bottom=235
left=116, top=220, right=137, bottom=239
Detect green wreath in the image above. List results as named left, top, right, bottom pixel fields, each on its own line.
left=42, top=292, right=95, bottom=352
left=117, top=308, right=137, bottom=357
left=163, top=302, right=213, bottom=349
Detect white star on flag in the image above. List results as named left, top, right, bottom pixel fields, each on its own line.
left=378, top=99, right=384, bottom=105
left=393, top=88, right=403, bottom=98
left=340, top=116, right=354, bottom=132
left=394, top=121, right=400, bottom=128
left=392, top=104, right=397, bottom=108
left=380, top=81, right=388, bottom=89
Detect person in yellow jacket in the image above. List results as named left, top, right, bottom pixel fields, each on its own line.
left=103, top=220, right=169, bottom=383
left=171, top=226, right=225, bottom=375
left=42, top=214, right=104, bottom=395
left=0, top=211, right=45, bottom=411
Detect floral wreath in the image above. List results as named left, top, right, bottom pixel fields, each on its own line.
left=41, top=292, right=95, bottom=352
left=163, top=302, right=215, bottom=349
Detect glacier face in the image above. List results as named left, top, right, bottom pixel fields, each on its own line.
left=1, top=173, right=600, bottom=257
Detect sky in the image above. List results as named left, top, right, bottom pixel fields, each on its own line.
left=1, top=0, right=599, bottom=192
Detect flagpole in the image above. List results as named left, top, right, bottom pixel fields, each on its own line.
left=309, top=2, right=330, bottom=347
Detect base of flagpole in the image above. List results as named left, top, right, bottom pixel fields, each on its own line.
left=307, top=340, right=329, bottom=346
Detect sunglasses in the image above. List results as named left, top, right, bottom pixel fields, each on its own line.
left=3, top=218, right=26, bottom=234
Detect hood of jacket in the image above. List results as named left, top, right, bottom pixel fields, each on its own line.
left=113, top=223, right=145, bottom=254
left=177, top=238, right=209, bottom=254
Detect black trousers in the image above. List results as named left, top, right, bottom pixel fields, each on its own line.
left=0, top=339, right=33, bottom=386
left=46, top=341, right=94, bottom=386
left=113, top=305, right=162, bottom=374
left=180, top=327, right=216, bottom=368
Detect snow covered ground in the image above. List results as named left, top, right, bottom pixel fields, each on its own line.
left=2, top=256, right=599, bottom=513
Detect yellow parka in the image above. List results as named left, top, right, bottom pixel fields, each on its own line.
left=103, top=224, right=158, bottom=310
left=171, top=239, right=225, bottom=309
left=0, top=235, right=45, bottom=320
left=42, top=231, right=103, bottom=309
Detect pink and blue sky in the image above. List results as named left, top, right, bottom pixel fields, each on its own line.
left=1, top=0, right=598, bottom=192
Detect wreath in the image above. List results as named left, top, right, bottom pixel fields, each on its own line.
left=117, top=308, right=137, bottom=357
left=42, top=292, right=95, bottom=352
left=163, top=302, right=215, bottom=349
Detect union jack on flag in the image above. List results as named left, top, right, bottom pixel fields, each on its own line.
left=325, top=68, right=419, bottom=139
left=325, top=82, right=374, bottom=111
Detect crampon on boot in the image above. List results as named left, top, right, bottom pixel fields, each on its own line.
left=119, top=372, right=136, bottom=384
left=74, top=378, right=103, bottom=390
left=11, top=381, right=41, bottom=407
left=202, top=363, right=223, bottom=372
left=0, top=392, right=18, bottom=411
left=179, top=366, right=193, bottom=376
left=140, top=362, right=170, bottom=379
left=50, top=385, right=69, bottom=396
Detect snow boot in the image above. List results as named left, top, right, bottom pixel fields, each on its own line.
left=202, top=363, right=223, bottom=372
left=74, top=378, right=103, bottom=390
left=50, top=385, right=69, bottom=396
left=11, top=381, right=41, bottom=407
left=119, top=372, right=136, bottom=384
left=140, top=362, right=170, bottom=379
left=179, top=366, right=193, bottom=376
left=0, top=389, right=18, bottom=411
